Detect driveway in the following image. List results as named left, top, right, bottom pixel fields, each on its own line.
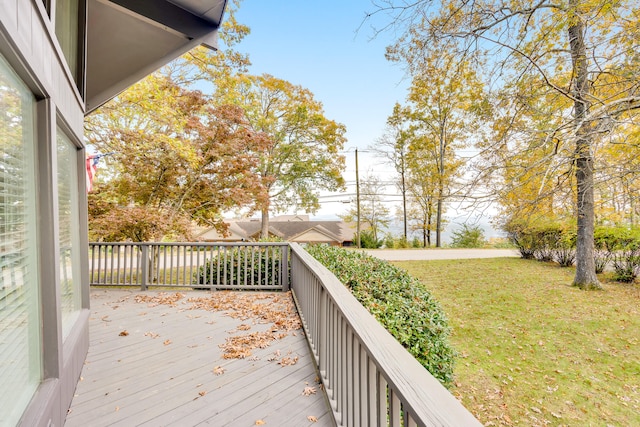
left=361, top=248, right=520, bottom=261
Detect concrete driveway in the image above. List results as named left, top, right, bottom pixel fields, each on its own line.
left=360, top=248, right=520, bottom=261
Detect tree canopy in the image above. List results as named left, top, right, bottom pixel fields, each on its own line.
left=86, top=2, right=346, bottom=242
left=213, top=73, right=347, bottom=237
left=85, top=74, right=268, bottom=241
left=371, top=0, right=640, bottom=287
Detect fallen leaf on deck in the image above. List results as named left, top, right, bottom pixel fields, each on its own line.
left=199, top=391, right=207, bottom=396
left=307, top=415, right=318, bottom=422
left=279, top=356, right=299, bottom=367
left=163, top=339, right=172, bottom=345
left=213, top=366, right=226, bottom=375
left=302, top=386, right=317, bottom=396
left=255, top=420, right=266, bottom=425
left=118, top=330, right=129, bottom=336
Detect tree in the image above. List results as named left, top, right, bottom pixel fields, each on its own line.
left=85, top=74, right=268, bottom=241
left=341, top=174, right=390, bottom=243
left=371, top=103, right=411, bottom=239
left=213, top=74, right=347, bottom=238
left=406, top=157, right=438, bottom=248
left=372, top=0, right=640, bottom=289
left=398, top=45, right=486, bottom=247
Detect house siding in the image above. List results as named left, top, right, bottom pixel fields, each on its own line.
left=1, top=1, right=89, bottom=426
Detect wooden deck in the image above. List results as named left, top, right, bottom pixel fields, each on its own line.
left=65, top=290, right=334, bottom=427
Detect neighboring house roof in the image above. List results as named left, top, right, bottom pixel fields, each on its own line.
left=86, top=0, right=227, bottom=113
left=271, top=214, right=309, bottom=222
left=196, top=217, right=357, bottom=244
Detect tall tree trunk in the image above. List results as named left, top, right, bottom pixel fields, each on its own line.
left=261, top=207, right=270, bottom=240
left=568, top=3, right=601, bottom=290
left=401, top=170, right=408, bottom=239
left=436, top=186, right=443, bottom=247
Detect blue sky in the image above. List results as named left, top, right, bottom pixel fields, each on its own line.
left=234, top=1, right=408, bottom=217
left=231, top=2, right=502, bottom=239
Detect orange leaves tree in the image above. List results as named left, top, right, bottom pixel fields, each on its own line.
left=85, top=74, right=268, bottom=242
left=214, top=74, right=347, bottom=238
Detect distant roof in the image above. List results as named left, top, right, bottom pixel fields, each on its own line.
left=86, top=0, right=227, bottom=113
left=196, top=218, right=358, bottom=243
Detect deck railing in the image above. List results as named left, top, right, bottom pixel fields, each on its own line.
left=87, top=241, right=480, bottom=426
left=89, top=242, right=289, bottom=291
left=289, top=243, right=481, bottom=427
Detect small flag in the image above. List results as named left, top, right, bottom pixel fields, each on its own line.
left=86, top=153, right=112, bottom=192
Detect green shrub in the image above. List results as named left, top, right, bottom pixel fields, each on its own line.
left=383, top=233, right=412, bottom=249
left=504, top=216, right=576, bottom=266
left=450, top=224, right=486, bottom=248
left=305, top=244, right=455, bottom=387
left=357, top=229, right=382, bottom=248
left=193, top=247, right=281, bottom=288
left=595, top=226, right=640, bottom=282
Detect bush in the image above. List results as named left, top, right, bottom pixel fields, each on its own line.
left=383, top=233, right=412, bottom=249
left=595, top=226, right=640, bottom=282
left=450, top=224, right=486, bottom=248
left=193, top=246, right=281, bottom=288
left=305, top=245, right=455, bottom=387
left=504, top=216, right=576, bottom=266
left=357, top=229, right=382, bottom=248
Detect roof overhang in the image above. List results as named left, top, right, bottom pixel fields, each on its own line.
left=86, top=0, right=227, bottom=113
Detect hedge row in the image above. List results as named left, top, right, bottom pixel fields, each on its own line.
left=305, top=245, right=455, bottom=387
left=505, top=218, right=640, bottom=282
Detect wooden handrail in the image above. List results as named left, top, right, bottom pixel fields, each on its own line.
left=289, top=243, right=481, bottom=427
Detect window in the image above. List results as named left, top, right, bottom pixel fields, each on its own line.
left=0, top=53, right=43, bottom=426
left=57, top=128, right=82, bottom=338
left=55, top=0, right=82, bottom=87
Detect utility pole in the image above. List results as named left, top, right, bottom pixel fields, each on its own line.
left=355, top=148, right=361, bottom=248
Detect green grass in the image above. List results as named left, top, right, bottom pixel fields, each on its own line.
left=394, top=258, right=640, bottom=427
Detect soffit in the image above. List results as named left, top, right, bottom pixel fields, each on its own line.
left=86, top=0, right=227, bottom=114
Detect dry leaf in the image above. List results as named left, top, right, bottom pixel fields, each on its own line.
left=199, top=391, right=207, bottom=397
left=255, top=420, right=266, bottom=425
left=279, top=356, right=299, bottom=367
left=213, top=366, right=226, bottom=375
left=118, top=330, right=129, bottom=336
left=307, top=415, right=318, bottom=422
left=302, top=386, right=317, bottom=396
left=163, top=339, right=172, bottom=345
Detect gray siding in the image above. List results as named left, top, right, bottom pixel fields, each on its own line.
left=1, top=1, right=89, bottom=426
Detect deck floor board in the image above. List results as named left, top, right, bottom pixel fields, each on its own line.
left=64, top=290, right=333, bottom=427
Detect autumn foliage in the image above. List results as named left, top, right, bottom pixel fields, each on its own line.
left=86, top=75, right=269, bottom=241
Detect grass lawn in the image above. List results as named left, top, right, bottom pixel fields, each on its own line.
left=394, top=258, right=640, bottom=427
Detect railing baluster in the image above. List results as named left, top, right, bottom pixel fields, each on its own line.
left=243, top=245, right=248, bottom=288
left=108, top=244, right=114, bottom=285
left=90, top=244, right=95, bottom=284
left=215, top=245, right=221, bottom=289
left=140, top=244, right=148, bottom=291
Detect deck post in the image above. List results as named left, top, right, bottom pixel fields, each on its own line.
left=140, top=244, right=149, bottom=290
left=281, top=245, right=290, bottom=291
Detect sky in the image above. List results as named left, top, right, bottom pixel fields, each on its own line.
left=231, top=1, right=502, bottom=240
left=234, top=0, right=409, bottom=218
